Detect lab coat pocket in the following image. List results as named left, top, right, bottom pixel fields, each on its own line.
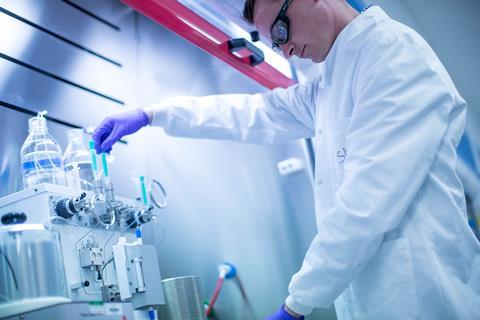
left=349, top=238, right=419, bottom=320
left=331, top=117, right=351, bottom=188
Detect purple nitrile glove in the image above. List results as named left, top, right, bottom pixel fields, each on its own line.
left=92, top=108, right=149, bottom=153
left=265, top=305, right=304, bottom=320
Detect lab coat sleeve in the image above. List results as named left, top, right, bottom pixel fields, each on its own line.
left=286, top=37, right=464, bottom=314
left=143, top=80, right=320, bottom=144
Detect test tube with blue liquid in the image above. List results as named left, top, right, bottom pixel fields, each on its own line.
left=101, top=151, right=115, bottom=202
left=136, top=176, right=149, bottom=241
left=89, top=140, right=103, bottom=193
left=139, top=176, right=149, bottom=207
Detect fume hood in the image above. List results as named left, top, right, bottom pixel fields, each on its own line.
left=122, top=0, right=297, bottom=89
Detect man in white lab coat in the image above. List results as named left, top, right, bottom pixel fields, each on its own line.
left=93, top=0, right=480, bottom=319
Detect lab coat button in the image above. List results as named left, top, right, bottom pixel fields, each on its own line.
left=317, top=179, right=323, bottom=186
left=317, top=129, right=323, bottom=135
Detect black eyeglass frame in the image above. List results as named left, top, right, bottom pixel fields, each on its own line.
left=270, top=0, right=293, bottom=51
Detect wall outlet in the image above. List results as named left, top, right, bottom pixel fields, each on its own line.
left=277, top=157, right=305, bottom=176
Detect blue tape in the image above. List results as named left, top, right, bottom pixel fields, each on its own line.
left=22, top=158, right=62, bottom=171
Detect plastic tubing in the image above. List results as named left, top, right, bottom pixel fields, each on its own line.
left=206, top=276, right=225, bottom=317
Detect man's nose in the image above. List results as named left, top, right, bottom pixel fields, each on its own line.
left=282, top=43, right=295, bottom=59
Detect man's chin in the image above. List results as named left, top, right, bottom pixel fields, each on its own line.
left=311, top=56, right=325, bottom=64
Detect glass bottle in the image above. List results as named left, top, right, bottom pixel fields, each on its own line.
left=63, top=129, right=94, bottom=191
left=20, top=112, right=66, bottom=189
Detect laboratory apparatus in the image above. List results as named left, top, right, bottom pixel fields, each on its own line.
left=63, top=129, right=94, bottom=191
left=20, top=111, right=66, bottom=189
left=1, top=129, right=171, bottom=319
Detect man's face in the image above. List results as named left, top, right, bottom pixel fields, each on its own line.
left=253, top=0, right=337, bottom=63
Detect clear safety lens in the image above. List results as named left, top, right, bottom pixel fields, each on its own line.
left=271, top=19, right=289, bottom=44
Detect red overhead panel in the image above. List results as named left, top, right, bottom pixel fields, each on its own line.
left=122, top=0, right=297, bottom=89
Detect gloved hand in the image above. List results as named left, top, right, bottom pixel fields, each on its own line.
left=92, top=108, right=149, bottom=153
left=265, top=305, right=304, bottom=320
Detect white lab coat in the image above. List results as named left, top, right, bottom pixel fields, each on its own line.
left=146, top=7, right=480, bottom=320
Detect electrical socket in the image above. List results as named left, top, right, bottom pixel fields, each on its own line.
left=277, top=157, right=305, bottom=176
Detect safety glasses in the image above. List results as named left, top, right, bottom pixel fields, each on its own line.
left=271, top=0, right=293, bottom=51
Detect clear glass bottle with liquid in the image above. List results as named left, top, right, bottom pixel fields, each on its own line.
left=63, top=129, right=94, bottom=191
left=20, top=112, right=66, bottom=189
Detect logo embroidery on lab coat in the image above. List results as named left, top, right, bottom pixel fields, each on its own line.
left=336, top=147, right=347, bottom=164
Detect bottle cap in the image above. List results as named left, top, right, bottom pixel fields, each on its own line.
left=67, top=128, right=85, bottom=142
left=28, top=110, right=48, bottom=132
left=28, top=116, right=47, bottom=132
